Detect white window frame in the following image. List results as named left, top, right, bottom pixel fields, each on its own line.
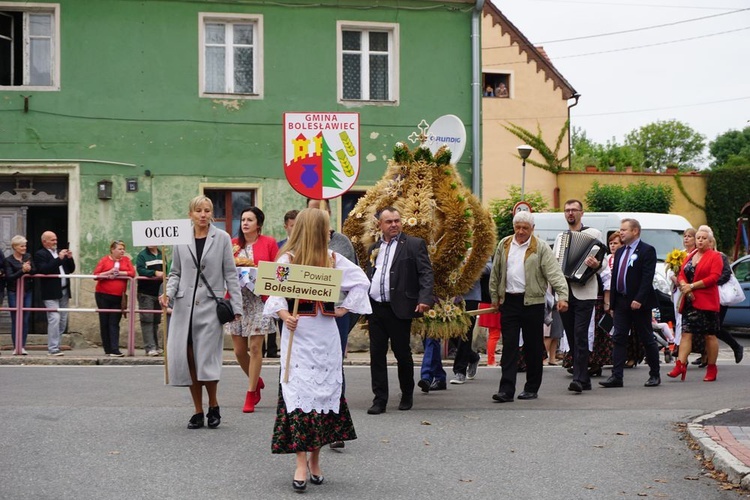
left=337, top=21, right=399, bottom=106
left=198, top=12, right=263, bottom=100
left=0, top=2, right=60, bottom=91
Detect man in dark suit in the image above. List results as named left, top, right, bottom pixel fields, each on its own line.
left=34, top=231, right=75, bottom=356
left=600, top=218, right=661, bottom=388
left=366, top=207, right=434, bottom=414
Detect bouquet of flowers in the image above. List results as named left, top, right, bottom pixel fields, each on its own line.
left=665, top=248, right=687, bottom=275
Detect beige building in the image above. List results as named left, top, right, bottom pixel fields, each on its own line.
left=481, top=1, right=577, bottom=206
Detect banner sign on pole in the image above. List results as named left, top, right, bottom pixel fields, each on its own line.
left=132, top=219, right=193, bottom=247
left=283, top=112, right=360, bottom=200
left=256, top=261, right=342, bottom=302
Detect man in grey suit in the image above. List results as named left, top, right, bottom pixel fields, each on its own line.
left=365, top=207, right=434, bottom=414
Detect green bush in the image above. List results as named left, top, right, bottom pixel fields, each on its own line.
left=706, top=164, right=750, bottom=252
left=585, top=181, right=673, bottom=213
left=488, top=186, right=549, bottom=240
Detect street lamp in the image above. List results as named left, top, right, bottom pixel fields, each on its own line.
left=517, top=145, right=533, bottom=201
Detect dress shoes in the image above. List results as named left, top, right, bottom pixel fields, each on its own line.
left=329, top=441, right=345, bottom=450
left=187, top=412, right=205, bottom=429
left=292, top=479, right=307, bottom=493
left=367, top=404, right=386, bottom=415
left=644, top=375, right=661, bottom=387
left=207, top=406, right=221, bottom=428
left=599, top=376, right=624, bottom=388
left=398, top=395, right=413, bottom=411
left=517, top=391, right=538, bottom=400
left=568, top=380, right=583, bottom=393
left=308, top=468, right=324, bottom=485
left=417, top=379, right=431, bottom=393
left=734, top=346, right=744, bottom=364
left=491, top=392, right=514, bottom=403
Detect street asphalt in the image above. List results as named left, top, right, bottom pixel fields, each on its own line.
left=2, top=342, right=750, bottom=499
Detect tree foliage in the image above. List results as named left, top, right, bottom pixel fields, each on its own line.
left=488, top=186, right=549, bottom=240
left=709, top=126, right=750, bottom=168
left=585, top=181, right=674, bottom=213
left=503, top=120, right=569, bottom=173
left=571, top=127, right=645, bottom=171
left=624, top=119, right=705, bottom=172
left=705, top=164, right=750, bottom=252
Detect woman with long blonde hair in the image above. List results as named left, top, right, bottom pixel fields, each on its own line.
left=264, top=208, right=372, bottom=492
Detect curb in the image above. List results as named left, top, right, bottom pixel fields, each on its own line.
left=688, top=409, right=750, bottom=488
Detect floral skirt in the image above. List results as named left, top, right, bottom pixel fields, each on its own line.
left=272, top=386, right=357, bottom=454
left=224, top=288, right=277, bottom=337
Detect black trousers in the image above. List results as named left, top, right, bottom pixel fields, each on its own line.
left=611, top=292, right=660, bottom=380
left=369, top=300, right=415, bottom=407
left=454, top=300, right=480, bottom=375
left=498, top=294, right=545, bottom=396
left=560, top=295, right=595, bottom=386
left=95, top=292, right=122, bottom=354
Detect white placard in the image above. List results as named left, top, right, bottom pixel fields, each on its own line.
left=132, top=219, right=193, bottom=247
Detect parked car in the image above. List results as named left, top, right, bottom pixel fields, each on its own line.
left=724, top=255, right=750, bottom=328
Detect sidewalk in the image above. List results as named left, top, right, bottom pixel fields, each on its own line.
left=688, top=408, right=750, bottom=490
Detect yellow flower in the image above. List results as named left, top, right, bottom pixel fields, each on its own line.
left=426, top=309, right=437, bottom=319
left=406, top=217, right=418, bottom=226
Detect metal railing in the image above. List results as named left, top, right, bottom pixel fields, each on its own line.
left=6, top=274, right=164, bottom=356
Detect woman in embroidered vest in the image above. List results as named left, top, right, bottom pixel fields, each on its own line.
left=264, top=208, right=372, bottom=493
left=225, top=206, right=279, bottom=413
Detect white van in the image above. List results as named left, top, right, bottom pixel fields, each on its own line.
left=530, top=212, right=692, bottom=299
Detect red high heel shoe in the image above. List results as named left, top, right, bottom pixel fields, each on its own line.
left=703, top=364, right=717, bottom=382
left=667, top=359, right=687, bottom=381
left=251, top=377, right=265, bottom=405
left=242, top=391, right=255, bottom=413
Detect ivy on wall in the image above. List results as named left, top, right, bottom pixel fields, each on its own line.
left=705, top=164, right=750, bottom=252
left=673, top=173, right=705, bottom=211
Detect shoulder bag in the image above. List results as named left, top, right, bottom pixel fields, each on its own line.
left=719, top=273, right=744, bottom=306
left=187, top=248, right=236, bottom=324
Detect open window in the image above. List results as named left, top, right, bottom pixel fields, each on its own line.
left=481, top=72, right=510, bottom=98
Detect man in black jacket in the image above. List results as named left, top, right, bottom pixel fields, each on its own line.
left=34, top=231, right=75, bottom=356
left=365, top=207, right=434, bottom=414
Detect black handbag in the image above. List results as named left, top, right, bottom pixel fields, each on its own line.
left=188, top=248, right=236, bottom=325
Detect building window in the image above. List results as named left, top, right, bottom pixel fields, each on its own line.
left=199, top=13, right=263, bottom=98
left=337, top=21, right=398, bottom=104
left=205, top=189, right=256, bottom=236
left=482, top=72, right=510, bottom=98
left=0, top=3, right=60, bottom=90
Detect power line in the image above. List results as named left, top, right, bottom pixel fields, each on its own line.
left=483, top=25, right=750, bottom=64
left=575, top=95, right=750, bottom=118
left=554, top=26, right=750, bottom=59
left=538, top=7, right=749, bottom=44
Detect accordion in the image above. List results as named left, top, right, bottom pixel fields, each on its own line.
left=555, top=231, right=606, bottom=284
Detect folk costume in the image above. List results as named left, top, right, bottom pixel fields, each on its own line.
left=264, top=250, right=372, bottom=453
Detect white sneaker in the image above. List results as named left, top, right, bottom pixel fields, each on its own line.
left=21, top=348, right=28, bottom=355
left=48, top=351, right=64, bottom=357
left=450, top=373, right=466, bottom=384
left=147, top=350, right=159, bottom=357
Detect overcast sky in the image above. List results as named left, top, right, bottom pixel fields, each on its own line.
left=495, top=0, right=750, bottom=159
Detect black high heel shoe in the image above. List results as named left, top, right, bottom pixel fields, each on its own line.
left=308, top=461, right=324, bottom=485
left=207, top=406, right=221, bottom=428
left=292, top=479, right=307, bottom=492
left=187, top=412, right=204, bottom=429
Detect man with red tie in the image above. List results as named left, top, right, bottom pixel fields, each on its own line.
left=600, top=218, right=662, bottom=388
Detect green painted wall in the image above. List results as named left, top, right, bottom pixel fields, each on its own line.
left=0, top=0, right=475, bottom=272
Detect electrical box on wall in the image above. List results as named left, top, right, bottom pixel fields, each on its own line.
left=97, top=180, right=112, bottom=200
left=126, top=178, right=138, bottom=192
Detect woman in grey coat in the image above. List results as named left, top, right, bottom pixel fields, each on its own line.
left=160, top=195, right=242, bottom=429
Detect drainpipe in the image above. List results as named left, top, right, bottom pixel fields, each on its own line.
left=471, top=0, right=485, bottom=196
left=566, top=93, right=581, bottom=170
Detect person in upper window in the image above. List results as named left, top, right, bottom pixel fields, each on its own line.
left=495, top=83, right=509, bottom=98
left=483, top=85, right=494, bottom=97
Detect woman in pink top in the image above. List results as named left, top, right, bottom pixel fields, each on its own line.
left=225, top=207, right=278, bottom=412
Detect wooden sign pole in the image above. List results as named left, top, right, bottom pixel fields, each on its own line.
left=282, top=299, right=300, bottom=384
left=162, top=245, right=169, bottom=385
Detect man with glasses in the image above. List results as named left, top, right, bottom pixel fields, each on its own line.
left=34, top=231, right=75, bottom=356
left=553, top=200, right=604, bottom=394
